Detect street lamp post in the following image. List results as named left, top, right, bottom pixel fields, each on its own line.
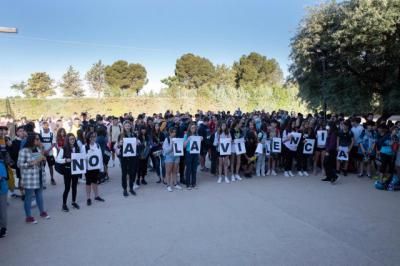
left=316, top=49, right=327, bottom=123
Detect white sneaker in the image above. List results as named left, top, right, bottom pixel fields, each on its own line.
left=225, top=176, right=230, bottom=183
left=298, top=171, right=303, bottom=176
left=133, top=184, right=140, bottom=190
left=174, top=184, right=182, bottom=190
left=167, top=186, right=172, bottom=192
left=231, top=175, right=236, bottom=182
left=284, top=171, right=289, bottom=177
left=256, top=173, right=261, bottom=177
left=266, top=170, right=271, bottom=176
left=217, top=176, right=222, bottom=183
left=262, top=173, right=266, bottom=177
left=289, top=171, right=294, bottom=177
left=235, top=174, right=242, bottom=181
left=303, top=171, right=309, bottom=176
left=271, top=170, right=277, bottom=176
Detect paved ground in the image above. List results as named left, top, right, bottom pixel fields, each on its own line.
left=1, top=162, right=399, bottom=266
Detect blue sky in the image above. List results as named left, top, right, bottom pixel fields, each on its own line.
left=0, top=0, right=318, bottom=97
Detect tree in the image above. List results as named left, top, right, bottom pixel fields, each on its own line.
left=233, top=52, right=283, bottom=89
left=86, top=60, right=106, bottom=98
left=26, top=72, right=55, bottom=98
left=210, top=64, right=235, bottom=90
left=290, top=0, right=400, bottom=114
left=60, top=66, right=84, bottom=97
left=175, top=53, right=215, bottom=89
left=10, top=81, right=27, bottom=96
left=105, top=60, right=148, bottom=96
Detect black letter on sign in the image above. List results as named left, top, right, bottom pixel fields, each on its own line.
left=124, top=143, right=135, bottom=154
left=273, top=141, right=280, bottom=151
left=174, top=143, right=182, bottom=154
left=236, top=142, right=242, bottom=152
left=290, top=136, right=300, bottom=145
left=89, top=155, right=99, bottom=167
left=304, top=143, right=312, bottom=153
left=72, top=159, right=85, bottom=171
left=220, top=142, right=230, bottom=153
left=338, top=150, right=347, bottom=159
left=190, top=141, right=199, bottom=152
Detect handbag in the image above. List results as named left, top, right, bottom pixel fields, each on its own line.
left=54, top=162, right=65, bottom=175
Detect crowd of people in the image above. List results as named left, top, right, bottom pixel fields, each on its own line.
left=0, top=109, right=399, bottom=239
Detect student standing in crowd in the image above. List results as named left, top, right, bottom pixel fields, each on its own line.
left=336, top=121, right=354, bottom=176
left=136, top=126, right=151, bottom=187
left=183, top=123, right=201, bottom=189
left=282, top=120, right=297, bottom=177
left=322, top=122, right=339, bottom=183
left=358, top=121, right=377, bottom=178
left=82, top=132, right=105, bottom=206
left=151, top=122, right=165, bottom=184
left=214, top=121, right=231, bottom=184
left=0, top=125, right=12, bottom=237
left=116, top=121, right=137, bottom=197
left=39, top=121, right=56, bottom=185
left=17, top=133, right=50, bottom=224
left=313, top=122, right=326, bottom=176
left=267, top=120, right=279, bottom=176
left=163, top=128, right=182, bottom=192
left=109, top=117, right=122, bottom=167
left=256, top=123, right=268, bottom=177
left=376, top=124, right=396, bottom=182
left=56, top=133, right=82, bottom=211
left=198, top=117, right=210, bottom=172
left=296, top=121, right=313, bottom=176
left=230, top=120, right=244, bottom=181
left=9, top=126, right=26, bottom=199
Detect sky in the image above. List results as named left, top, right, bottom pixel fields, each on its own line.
left=0, top=0, right=319, bottom=97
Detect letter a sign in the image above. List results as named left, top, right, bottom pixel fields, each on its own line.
left=337, top=146, right=349, bottom=161
left=123, top=138, right=137, bottom=157
left=189, top=136, right=202, bottom=154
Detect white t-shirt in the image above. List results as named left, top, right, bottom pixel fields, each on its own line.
left=40, top=130, right=55, bottom=156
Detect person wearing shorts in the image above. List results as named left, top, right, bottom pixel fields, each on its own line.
left=214, top=121, right=231, bottom=184
left=82, top=132, right=105, bottom=206
left=162, top=128, right=181, bottom=192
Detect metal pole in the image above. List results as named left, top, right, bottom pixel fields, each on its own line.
left=321, top=57, right=327, bottom=122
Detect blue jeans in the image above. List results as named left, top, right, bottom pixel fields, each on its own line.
left=24, top=188, right=44, bottom=217
left=185, top=152, right=199, bottom=187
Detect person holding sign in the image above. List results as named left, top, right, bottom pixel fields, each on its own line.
left=56, top=133, right=82, bottom=212
left=230, top=120, right=244, bottom=181
left=116, top=120, right=138, bottom=197
left=183, top=123, right=202, bottom=189
left=336, top=121, right=354, bottom=176
left=296, top=122, right=314, bottom=176
left=267, top=120, right=280, bottom=176
left=314, top=124, right=327, bottom=176
left=255, top=124, right=268, bottom=177
left=213, top=122, right=231, bottom=184
left=282, top=121, right=298, bottom=177
left=82, top=132, right=105, bottom=206
left=162, top=128, right=181, bottom=192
